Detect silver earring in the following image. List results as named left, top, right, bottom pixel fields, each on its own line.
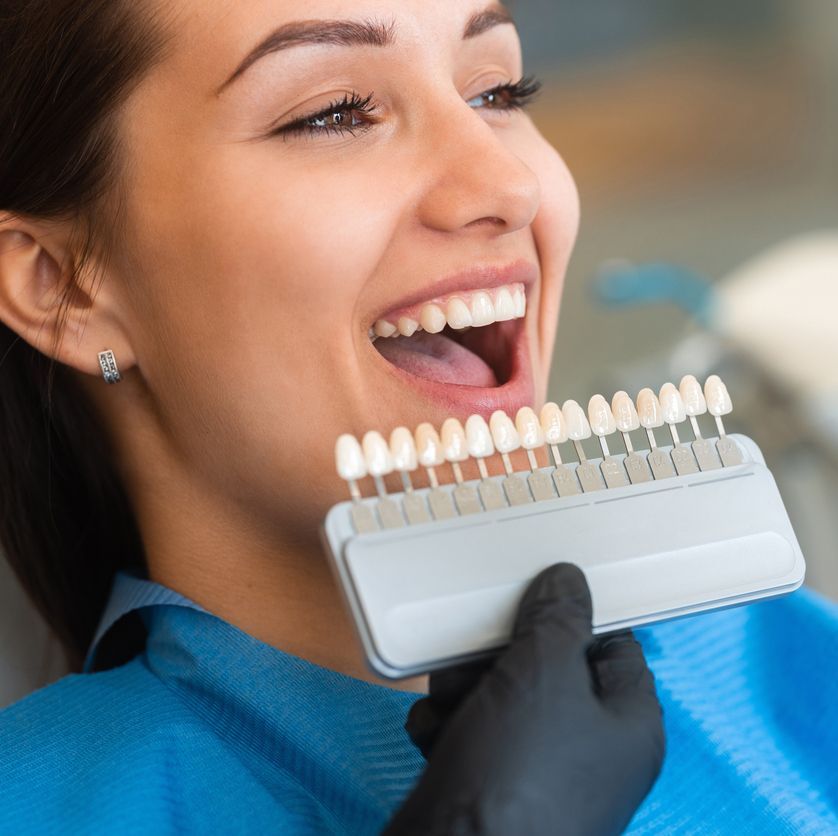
left=98, top=349, right=122, bottom=384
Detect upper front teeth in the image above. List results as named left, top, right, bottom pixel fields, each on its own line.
left=446, top=298, right=472, bottom=329
left=372, top=282, right=526, bottom=340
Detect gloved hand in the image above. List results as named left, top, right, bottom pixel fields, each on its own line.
left=382, top=562, right=665, bottom=836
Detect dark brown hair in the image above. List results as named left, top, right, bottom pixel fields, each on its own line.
left=0, top=1, right=168, bottom=669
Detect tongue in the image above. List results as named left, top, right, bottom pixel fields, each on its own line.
left=374, top=330, right=498, bottom=387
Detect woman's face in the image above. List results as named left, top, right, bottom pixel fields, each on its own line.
left=107, top=0, right=579, bottom=541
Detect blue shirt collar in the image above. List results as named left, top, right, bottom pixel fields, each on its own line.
left=84, top=571, right=207, bottom=672
left=84, top=571, right=426, bottom=832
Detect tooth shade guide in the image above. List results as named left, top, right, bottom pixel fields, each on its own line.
left=640, top=417, right=678, bottom=480
left=636, top=387, right=665, bottom=460
left=692, top=437, right=723, bottom=471
left=669, top=446, right=700, bottom=476
left=587, top=394, right=628, bottom=488
left=552, top=465, right=582, bottom=497
left=556, top=399, right=600, bottom=493
left=402, top=492, right=433, bottom=524
left=538, top=408, right=577, bottom=491
left=660, top=378, right=700, bottom=475
left=377, top=497, right=406, bottom=528
left=337, top=374, right=750, bottom=530
left=527, top=468, right=557, bottom=501
left=717, top=436, right=744, bottom=467
left=714, top=414, right=744, bottom=467
left=478, top=478, right=507, bottom=510
left=366, top=468, right=411, bottom=529
left=502, top=472, right=534, bottom=505
left=348, top=480, right=362, bottom=502
left=667, top=424, right=681, bottom=447
left=424, top=466, right=439, bottom=489
left=441, top=417, right=483, bottom=514
left=597, top=454, right=628, bottom=488
left=679, top=374, right=707, bottom=418
left=703, top=374, right=743, bottom=466
left=323, top=418, right=805, bottom=683
left=570, top=441, right=607, bottom=491
left=487, top=410, right=534, bottom=504
left=612, top=393, right=649, bottom=475
left=576, top=461, right=606, bottom=492
left=396, top=471, right=414, bottom=494
left=463, top=414, right=504, bottom=505
left=349, top=503, right=379, bottom=534
left=625, top=431, right=656, bottom=480
left=428, top=489, right=457, bottom=520
left=689, top=415, right=703, bottom=439
left=452, top=483, right=483, bottom=515
left=623, top=453, right=653, bottom=484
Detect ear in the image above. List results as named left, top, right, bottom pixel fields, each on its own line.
left=0, top=214, right=136, bottom=379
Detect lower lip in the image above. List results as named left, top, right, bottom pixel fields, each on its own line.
left=370, top=316, right=535, bottom=419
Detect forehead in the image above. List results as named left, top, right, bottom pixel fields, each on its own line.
left=158, top=0, right=510, bottom=80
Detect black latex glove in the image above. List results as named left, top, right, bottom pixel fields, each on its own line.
left=382, top=562, right=665, bottom=836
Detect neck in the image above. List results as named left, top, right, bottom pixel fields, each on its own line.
left=83, top=370, right=428, bottom=695
left=135, top=479, right=428, bottom=694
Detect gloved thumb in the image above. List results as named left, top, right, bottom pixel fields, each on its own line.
left=475, top=562, right=594, bottom=703
left=512, top=562, right=594, bottom=643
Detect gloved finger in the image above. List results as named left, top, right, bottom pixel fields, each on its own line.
left=480, top=562, right=594, bottom=700
left=409, top=564, right=593, bottom=753
left=589, top=631, right=666, bottom=785
left=405, top=656, right=496, bottom=758
left=428, top=654, right=496, bottom=707
left=403, top=697, right=442, bottom=759
left=512, top=562, right=593, bottom=645
left=588, top=629, right=661, bottom=716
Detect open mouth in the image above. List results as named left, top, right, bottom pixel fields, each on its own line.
left=370, top=282, right=526, bottom=389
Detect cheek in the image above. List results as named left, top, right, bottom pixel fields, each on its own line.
left=520, top=128, right=580, bottom=378
left=121, top=145, right=407, bottom=526
left=131, top=141, right=401, bottom=375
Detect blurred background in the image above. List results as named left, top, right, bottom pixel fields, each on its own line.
left=517, top=0, right=838, bottom=599
left=1, top=1, right=836, bottom=707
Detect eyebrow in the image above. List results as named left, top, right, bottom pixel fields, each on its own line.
left=215, top=3, right=515, bottom=96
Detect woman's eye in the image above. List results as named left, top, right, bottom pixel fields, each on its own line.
left=273, top=92, right=377, bottom=139
left=272, top=75, right=541, bottom=141
left=306, top=108, right=364, bottom=130
left=466, top=89, right=504, bottom=109
left=467, top=76, right=543, bottom=112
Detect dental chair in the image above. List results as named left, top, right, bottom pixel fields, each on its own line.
left=0, top=552, right=67, bottom=709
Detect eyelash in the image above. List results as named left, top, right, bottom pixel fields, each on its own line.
left=272, top=75, right=543, bottom=140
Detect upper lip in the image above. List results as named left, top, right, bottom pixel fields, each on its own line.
left=369, top=258, right=538, bottom=324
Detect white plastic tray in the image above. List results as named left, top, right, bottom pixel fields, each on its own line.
left=321, top=435, right=805, bottom=679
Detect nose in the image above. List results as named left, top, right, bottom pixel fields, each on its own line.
left=414, top=102, right=541, bottom=235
